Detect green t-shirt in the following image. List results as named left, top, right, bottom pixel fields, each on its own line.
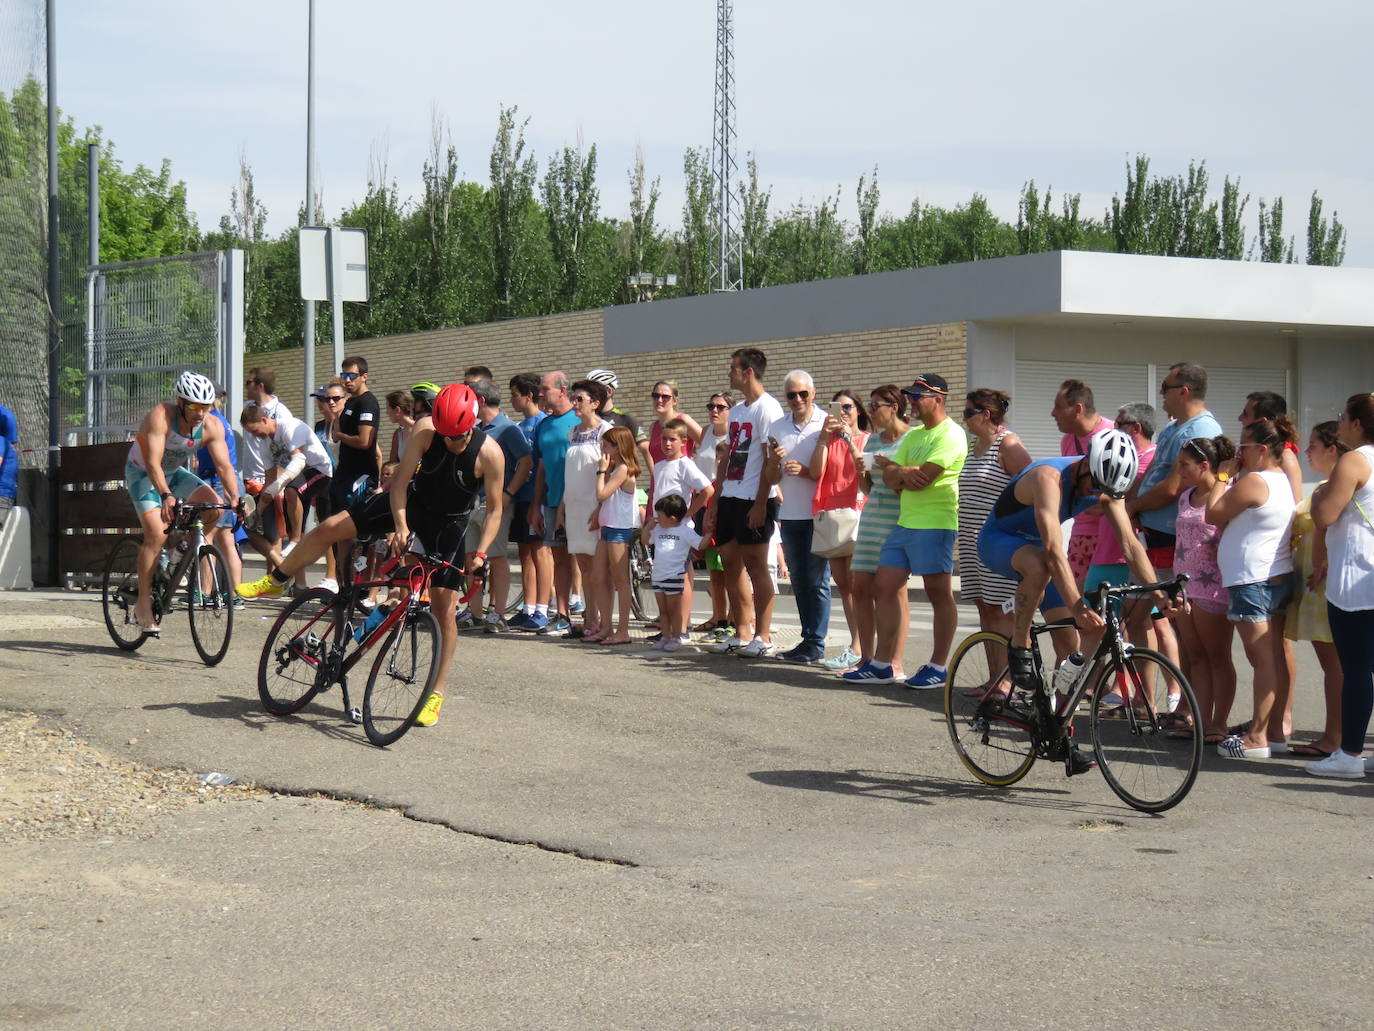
left=895, top=417, right=968, bottom=530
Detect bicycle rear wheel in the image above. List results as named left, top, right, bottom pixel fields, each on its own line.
left=101, top=535, right=149, bottom=651
left=628, top=538, right=651, bottom=622
left=187, top=544, right=234, bottom=666
left=1089, top=647, right=1201, bottom=813
left=362, top=607, right=440, bottom=747
left=258, top=588, right=338, bottom=715
left=944, top=631, right=1038, bottom=787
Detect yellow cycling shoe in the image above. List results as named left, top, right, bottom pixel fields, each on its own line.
left=235, top=574, right=286, bottom=599
left=413, top=692, right=443, bottom=727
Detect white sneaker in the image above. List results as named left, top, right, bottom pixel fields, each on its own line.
left=315, top=577, right=338, bottom=594
left=1305, top=750, right=1366, bottom=780
left=676, top=635, right=692, bottom=648
left=739, top=637, right=776, bottom=658
left=662, top=638, right=682, bottom=652
left=709, top=635, right=742, bottom=654
left=650, top=638, right=667, bottom=651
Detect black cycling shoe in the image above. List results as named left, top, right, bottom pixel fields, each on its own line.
left=1008, top=645, right=1038, bottom=693
left=1064, top=743, right=1097, bottom=777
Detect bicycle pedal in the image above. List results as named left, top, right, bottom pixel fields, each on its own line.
left=347, top=707, right=363, bottom=725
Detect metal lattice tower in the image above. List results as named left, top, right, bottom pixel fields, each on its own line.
left=710, top=0, right=742, bottom=292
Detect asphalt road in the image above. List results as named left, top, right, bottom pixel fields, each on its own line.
left=2, top=587, right=1370, bottom=1030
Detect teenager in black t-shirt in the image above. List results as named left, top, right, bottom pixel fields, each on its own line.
left=331, top=355, right=381, bottom=510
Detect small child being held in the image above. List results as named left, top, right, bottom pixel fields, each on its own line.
left=648, top=493, right=703, bottom=652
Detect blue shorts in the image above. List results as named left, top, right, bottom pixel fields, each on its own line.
left=125, top=463, right=209, bottom=515
left=878, top=527, right=955, bottom=575
left=977, top=522, right=1066, bottom=612
left=600, top=526, right=635, bottom=543
left=1228, top=574, right=1293, bottom=623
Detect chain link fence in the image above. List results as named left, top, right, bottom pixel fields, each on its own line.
left=0, top=0, right=48, bottom=468
left=76, top=252, right=227, bottom=443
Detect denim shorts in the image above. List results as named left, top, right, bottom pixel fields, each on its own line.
left=878, top=527, right=955, bottom=575
left=1227, top=574, right=1293, bottom=623
left=600, top=526, right=635, bottom=543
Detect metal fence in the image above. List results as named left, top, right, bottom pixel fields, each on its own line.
left=0, top=0, right=49, bottom=469
left=71, top=251, right=245, bottom=444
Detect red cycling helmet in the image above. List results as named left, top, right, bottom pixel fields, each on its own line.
left=431, top=382, right=479, bottom=437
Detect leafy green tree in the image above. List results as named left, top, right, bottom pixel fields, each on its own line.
left=1306, top=191, right=1346, bottom=266
left=487, top=106, right=539, bottom=320
left=678, top=147, right=714, bottom=295
left=765, top=190, right=846, bottom=284
left=1256, top=197, right=1295, bottom=263
left=739, top=153, right=771, bottom=288
left=541, top=137, right=599, bottom=310
left=852, top=167, right=880, bottom=275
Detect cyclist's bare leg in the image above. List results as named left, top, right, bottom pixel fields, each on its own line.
left=133, top=506, right=169, bottom=629
left=245, top=511, right=358, bottom=585
left=427, top=584, right=458, bottom=701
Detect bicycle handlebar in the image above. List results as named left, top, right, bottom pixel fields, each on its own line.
left=1084, top=573, right=1189, bottom=611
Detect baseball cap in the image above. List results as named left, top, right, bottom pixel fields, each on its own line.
left=902, top=373, right=949, bottom=398
left=309, top=384, right=331, bottom=399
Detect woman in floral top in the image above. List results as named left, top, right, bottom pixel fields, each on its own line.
left=1173, top=435, right=1236, bottom=744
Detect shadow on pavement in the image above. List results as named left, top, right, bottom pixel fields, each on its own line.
left=143, top=694, right=376, bottom=749
left=748, top=766, right=1154, bottom=819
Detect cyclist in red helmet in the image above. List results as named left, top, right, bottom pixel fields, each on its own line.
left=238, top=383, right=505, bottom=727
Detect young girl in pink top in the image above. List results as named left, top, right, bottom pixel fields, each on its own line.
left=1174, top=435, right=1237, bottom=744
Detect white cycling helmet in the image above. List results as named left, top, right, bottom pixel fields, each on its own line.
left=174, top=371, right=217, bottom=405
left=1087, top=428, right=1139, bottom=498
left=586, top=368, right=619, bottom=390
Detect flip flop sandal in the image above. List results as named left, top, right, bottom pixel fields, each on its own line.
left=1287, top=742, right=1333, bottom=758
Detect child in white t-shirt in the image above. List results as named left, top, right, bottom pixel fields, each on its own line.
left=648, top=494, right=704, bottom=652
left=647, top=418, right=714, bottom=643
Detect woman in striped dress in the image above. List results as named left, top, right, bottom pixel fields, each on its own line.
left=957, top=389, right=1032, bottom=642
left=838, top=385, right=912, bottom=682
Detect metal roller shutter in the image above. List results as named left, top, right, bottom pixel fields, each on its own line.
left=1011, top=360, right=1150, bottom=463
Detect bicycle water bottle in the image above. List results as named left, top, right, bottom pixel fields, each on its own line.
left=354, top=605, right=389, bottom=643
left=1051, top=652, right=1086, bottom=696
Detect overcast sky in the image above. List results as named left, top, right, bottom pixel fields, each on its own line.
left=38, top=0, right=1374, bottom=266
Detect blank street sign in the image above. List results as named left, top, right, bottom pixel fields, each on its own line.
left=299, top=227, right=370, bottom=302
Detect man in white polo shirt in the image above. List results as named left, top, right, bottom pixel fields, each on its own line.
left=764, top=370, right=830, bottom=664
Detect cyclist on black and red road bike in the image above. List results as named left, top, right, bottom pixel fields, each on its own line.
left=976, top=428, right=1181, bottom=773
left=125, top=371, right=240, bottom=636
left=238, top=383, right=506, bottom=727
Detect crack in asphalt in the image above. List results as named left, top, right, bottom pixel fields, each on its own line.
left=258, top=781, right=640, bottom=867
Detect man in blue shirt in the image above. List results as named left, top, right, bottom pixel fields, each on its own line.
left=1127, top=361, right=1224, bottom=573
left=507, top=373, right=550, bottom=630
left=468, top=378, right=532, bottom=630
left=0, top=403, right=18, bottom=530
left=528, top=371, right=579, bottom=636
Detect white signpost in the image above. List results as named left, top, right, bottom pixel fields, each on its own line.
left=299, top=226, right=369, bottom=403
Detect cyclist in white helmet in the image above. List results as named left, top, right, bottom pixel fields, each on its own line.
left=124, top=371, right=239, bottom=634
left=976, top=428, right=1176, bottom=771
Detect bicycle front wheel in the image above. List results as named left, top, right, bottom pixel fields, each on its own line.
left=1089, top=647, right=1201, bottom=813
left=628, top=538, right=651, bottom=622
left=101, top=535, right=148, bottom=651
left=258, top=588, right=338, bottom=715
left=363, top=607, right=440, bottom=747
left=944, top=630, right=1037, bottom=787
left=187, top=544, right=234, bottom=666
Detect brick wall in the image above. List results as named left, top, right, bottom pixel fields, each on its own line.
left=252, top=309, right=966, bottom=430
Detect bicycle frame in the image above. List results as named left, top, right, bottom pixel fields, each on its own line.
left=152, top=503, right=231, bottom=615
left=985, top=577, right=1188, bottom=748
left=278, top=540, right=482, bottom=719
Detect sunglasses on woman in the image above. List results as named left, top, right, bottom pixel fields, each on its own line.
left=651, top=392, right=674, bottom=402
left=706, top=402, right=729, bottom=412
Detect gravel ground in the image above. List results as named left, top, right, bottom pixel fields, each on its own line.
left=0, top=710, right=261, bottom=842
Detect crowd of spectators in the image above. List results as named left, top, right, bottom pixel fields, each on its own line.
left=190, top=349, right=1374, bottom=779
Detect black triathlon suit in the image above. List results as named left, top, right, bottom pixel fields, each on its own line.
left=346, top=429, right=486, bottom=591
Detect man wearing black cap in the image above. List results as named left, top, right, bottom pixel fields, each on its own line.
left=868, top=373, right=967, bottom=690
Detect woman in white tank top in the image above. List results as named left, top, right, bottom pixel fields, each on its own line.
left=1306, top=395, right=1374, bottom=778
left=1205, top=419, right=1297, bottom=759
